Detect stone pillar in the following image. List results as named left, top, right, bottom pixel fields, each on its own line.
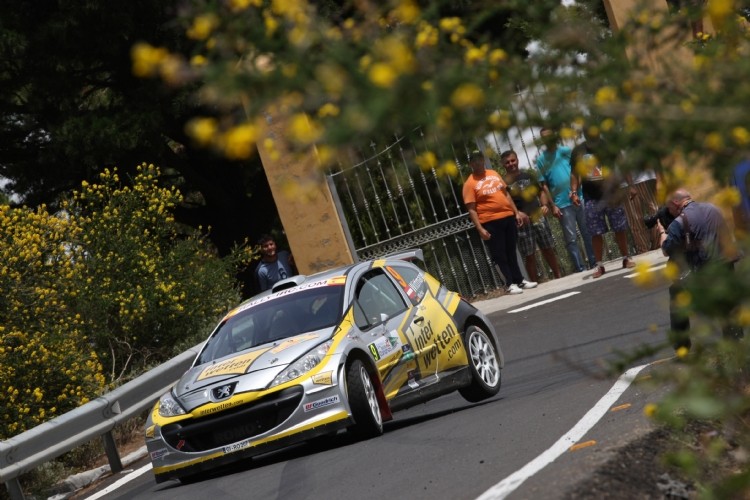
left=257, top=114, right=355, bottom=275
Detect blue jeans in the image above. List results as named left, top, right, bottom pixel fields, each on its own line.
left=560, top=205, right=596, bottom=272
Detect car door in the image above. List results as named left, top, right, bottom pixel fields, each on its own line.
left=384, top=264, right=468, bottom=381
left=352, top=269, right=424, bottom=400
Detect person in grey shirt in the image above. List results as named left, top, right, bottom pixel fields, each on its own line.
left=659, top=189, right=742, bottom=350
left=256, top=234, right=295, bottom=291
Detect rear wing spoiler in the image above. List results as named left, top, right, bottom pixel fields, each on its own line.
left=385, top=248, right=424, bottom=263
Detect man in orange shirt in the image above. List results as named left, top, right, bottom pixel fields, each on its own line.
left=463, top=150, right=537, bottom=294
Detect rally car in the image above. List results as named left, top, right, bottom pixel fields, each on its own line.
left=145, top=250, right=504, bottom=483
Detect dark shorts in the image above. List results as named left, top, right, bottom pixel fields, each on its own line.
left=585, top=199, right=629, bottom=236
left=517, top=217, right=556, bottom=257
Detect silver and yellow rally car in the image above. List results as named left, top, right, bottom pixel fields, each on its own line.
left=146, top=250, right=504, bottom=483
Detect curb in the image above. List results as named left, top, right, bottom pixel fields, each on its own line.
left=48, top=446, right=148, bottom=500
left=472, top=249, right=668, bottom=315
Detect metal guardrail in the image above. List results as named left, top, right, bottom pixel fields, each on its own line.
left=0, top=345, right=202, bottom=500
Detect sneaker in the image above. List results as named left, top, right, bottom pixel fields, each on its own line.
left=506, top=284, right=524, bottom=295
left=622, top=257, right=636, bottom=269
left=520, top=279, right=538, bottom=289
left=592, top=265, right=606, bottom=279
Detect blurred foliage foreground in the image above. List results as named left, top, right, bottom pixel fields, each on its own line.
left=0, top=164, right=247, bottom=441
left=134, top=0, right=750, bottom=495
left=4, top=0, right=750, bottom=497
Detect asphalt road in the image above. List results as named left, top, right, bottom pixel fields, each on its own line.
left=84, top=251, right=675, bottom=500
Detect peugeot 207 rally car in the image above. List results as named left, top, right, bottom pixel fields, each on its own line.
left=145, top=250, right=504, bottom=483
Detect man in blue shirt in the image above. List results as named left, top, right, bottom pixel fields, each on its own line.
left=535, top=128, right=596, bottom=273
left=256, top=234, right=295, bottom=292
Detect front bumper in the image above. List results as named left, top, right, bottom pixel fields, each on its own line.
left=147, top=380, right=353, bottom=483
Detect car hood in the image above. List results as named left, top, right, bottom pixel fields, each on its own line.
left=174, top=328, right=335, bottom=396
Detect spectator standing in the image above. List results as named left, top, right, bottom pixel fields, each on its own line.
left=659, top=189, right=742, bottom=351
left=501, top=150, right=562, bottom=281
left=622, top=169, right=660, bottom=253
left=256, top=234, right=295, bottom=292
left=535, top=128, right=596, bottom=273
left=463, top=150, right=537, bottom=295
left=570, top=132, right=636, bottom=279
left=730, top=159, right=750, bottom=238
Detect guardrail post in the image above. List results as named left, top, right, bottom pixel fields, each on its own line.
left=101, top=431, right=123, bottom=474
left=5, top=478, right=25, bottom=500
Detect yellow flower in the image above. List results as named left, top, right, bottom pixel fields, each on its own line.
left=186, top=118, right=218, bottom=147
left=487, top=110, right=511, bottom=130
left=190, top=55, right=208, bottom=67
left=707, top=0, right=733, bottom=29
left=737, top=306, right=750, bottom=327
left=594, top=86, right=618, bottom=105
left=675, top=290, right=692, bottom=308
left=222, top=123, right=259, bottom=159
left=288, top=114, right=323, bottom=145
left=464, top=46, right=486, bottom=65
left=560, top=127, right=576, bottom=141
left=369, top=62, right=398, bottom=88
left=703, top=132, right=724, bottom=151
left=187, top=14, right=219, bottom=41
left=415, top=151, right=438, bottom=171
left=375, top=36, right=415, bottom=73
left=130, top=43, right=169, bottom=78
left=228, top=0, right=262, bottom=11
left=439, top=17, right=464, bottom=34
left=489, top=49, right=507, bottom=65
left=439, top=161, right=459, bottom=178
left=731, top=127, right=750, bottom=145
left=632, top=261, right=655, bottom=287
left=391, top=0, right=420, bottom=24
left=317, top=103, right=340, bottom=118
left=437, top=106, right=453, bottom=130
left=715, top=187, right=741, bottom=209
left=675, top=346, right=689, bottom=359
left=450, top=83, right=484, bottom=109
left=415, top=23, right=438, bottom=48
left=644, top=403, right=658, bottom=417
left=663, top=261, right=680, bottom=281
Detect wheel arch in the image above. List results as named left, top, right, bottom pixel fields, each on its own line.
left=343, top=348, right=393, bottom=422
left=455, top=301, right=505, bottom=368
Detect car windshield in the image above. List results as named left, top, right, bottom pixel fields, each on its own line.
left=197, top=282, right=345, bottom=364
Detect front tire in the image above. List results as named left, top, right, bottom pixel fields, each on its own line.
left=346, top=359, right=384, bottom=438
left=459, top=325, right=502, bottom=402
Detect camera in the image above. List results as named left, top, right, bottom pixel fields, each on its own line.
left=643, top=205, right=675, bottom=230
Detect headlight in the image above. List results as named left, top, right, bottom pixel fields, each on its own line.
left=158, top=391, right=187, bottom=418
left=269, top=340, right=333, bottom=388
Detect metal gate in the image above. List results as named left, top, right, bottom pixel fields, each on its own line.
left=326, top=127, right=507, bottom=298
left=325, top=90, right=633, bottom=297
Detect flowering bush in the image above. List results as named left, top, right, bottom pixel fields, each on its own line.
left=0, top=164, right=243, bottom=439
left=63, top=164, right=243, bottom=381
left=0, top=205, right=105, bottom=438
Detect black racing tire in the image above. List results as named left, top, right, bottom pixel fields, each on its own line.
left=459, top=325, right=502, bottom=403
left=346, top=359, right=384, bottom=439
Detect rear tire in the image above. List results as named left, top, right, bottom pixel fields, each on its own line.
left=346, top=359, right=384, bottom=438
left=459, top=325, right=502, bottom=402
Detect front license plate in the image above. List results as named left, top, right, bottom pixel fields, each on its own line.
left=223, top=439, right=250, bottom=454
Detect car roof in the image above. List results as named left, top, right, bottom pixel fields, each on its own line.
left=244, top=249, right=425, bottom=303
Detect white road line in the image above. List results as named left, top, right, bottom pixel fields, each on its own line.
left=475, top=363, right=651, bottom=500
left=507, top=292, right=580, bottom=313
left=86, top=462, right=153, bottom=500
left=624, top=263, right=666, bottom=278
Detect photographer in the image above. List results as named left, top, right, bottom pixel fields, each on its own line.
left=659, top=189, right=742, bottom=351
left=643, top=205, right=675, bottom=233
